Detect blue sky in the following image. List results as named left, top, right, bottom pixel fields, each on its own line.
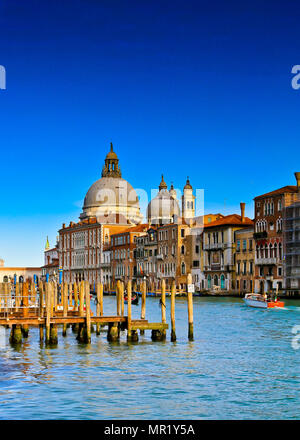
left=0, top=0, right=300, bottom=266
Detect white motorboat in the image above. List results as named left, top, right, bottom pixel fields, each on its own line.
left=244, top=293, right=284, bottom=309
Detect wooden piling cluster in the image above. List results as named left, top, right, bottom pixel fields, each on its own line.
left=0, top=274, right=196, bottom=346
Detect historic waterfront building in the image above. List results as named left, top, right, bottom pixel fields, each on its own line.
left=58, top=144, right=144, bottom=283
left=156, top=223, right=192, bottom=290
left=234, top=227, right=255, bottom=294
left=283, top=173, right=300, bottom=296
left=190, top=214, right=224, bottom=292
left=0, top=261, right=41, bottom=283
left=41, top=237, right=59, bottom=282
left=253, top=172, right=300, bottom=294
left=203, top=204, right=253, bottom=292
left=136, top=228, right=158, bottom=290
left=110, top=224, right=148, bottom=285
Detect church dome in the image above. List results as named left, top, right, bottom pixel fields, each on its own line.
left=147, top=176, right=180, bottom=225
left=80, top=144, right=142, bottom=225
left=184, top=176, right=193, bottom=190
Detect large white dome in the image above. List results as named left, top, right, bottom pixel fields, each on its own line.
left=80, top=144, right=143, bottom=225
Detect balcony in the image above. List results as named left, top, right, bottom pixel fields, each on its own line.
left=203, top=243, right=227, bottom=250
left=253, top=231, right=268, bottom=239
left=99, top=262, right=111, bottom=268
left=255, top=257, right=277, bottom=265
left=156, top=254, right=164, bottom=260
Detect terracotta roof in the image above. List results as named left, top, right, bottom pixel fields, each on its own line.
left=111, top=224, right=149, bottom=236
left=254, top=186, right=298, bottom=199
left=42, top=260, right=59, bottom=269
left=204, top=214, right=253, bottom=228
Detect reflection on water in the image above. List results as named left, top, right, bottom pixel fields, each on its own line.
left=0, top=297, right=299, bottom=419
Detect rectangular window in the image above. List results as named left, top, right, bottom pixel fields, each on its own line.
left=243, top=239, right=247, bottom=251
left=181, top=229, right=185, bottom=238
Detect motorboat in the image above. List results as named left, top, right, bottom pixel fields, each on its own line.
left=244, top=293, right=284, bottom=309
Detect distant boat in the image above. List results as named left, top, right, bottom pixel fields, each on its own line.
left=124, top=292, right=139, bottom=305
left=244, top=293, right=284, bottom=309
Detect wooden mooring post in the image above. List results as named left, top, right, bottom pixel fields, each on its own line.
left=151, top=279, right=166, bottom=342
left=22, top=281, right=29, bottom=338
left=140, top=280, right=146, bottom=335
left=170, top=280, right=176, bottom=342
left=121, top=281, right=124, bottom=317
left=85, top=281, right=91, bottom=343
left=127, top=280, right=138, bottom=341
left=187, top=273, right=194, bottom=341
left=49, top=282, right=58, bottom=345
left=39, top=281, right=44, bottom=341
left=62, top=282, right=68, bottom=336
left=45, top=282, right=51, bottom=344
left=96, top=282, right=103, bottom=335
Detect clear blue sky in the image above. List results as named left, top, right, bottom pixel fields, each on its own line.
left=0, top=0, right=300, bottom=266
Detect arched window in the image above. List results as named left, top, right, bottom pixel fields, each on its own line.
left=191, top=201, right=193, bottom=209
left=3, top=275, right=8, bottom=283
left=214, top=275, right=218, bottom=286
left=220, top=274, right=225, bottom=289
left=265, top=244, right=268, bottom=258
left=187, top=201, right=190, bottom=209
left=181, top=245, right=185, bottom=255
left=207, top=275, right=211, bottom=289
left=260, top=245, right=263, bottom=259
left=181, top=262, right=186, bottom=275
left=279, top=243, right=282, bottom=260
left=269, top=243, right=273, bottom=258
left=256, top=245, right=259, bottom=259
left=274, top=242, right=277, bottom=258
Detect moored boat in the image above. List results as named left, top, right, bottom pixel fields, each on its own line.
left=124, top=292, right=139, bottom=305
left=244, top=293, right=284, bottom=309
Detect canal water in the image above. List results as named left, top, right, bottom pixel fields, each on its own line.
left=0, top=297, right=299, bottom=420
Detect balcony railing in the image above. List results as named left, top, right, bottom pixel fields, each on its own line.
left=253, top=231, right=268, bottom=239
left=203, top=243, right=227, bottom=250
left=255, top=257, right=278, bottom=265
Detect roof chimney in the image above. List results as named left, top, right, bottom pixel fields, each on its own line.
left=295, top=172, right=300, bottom=192
left=240, top=202, right=245, bottom=222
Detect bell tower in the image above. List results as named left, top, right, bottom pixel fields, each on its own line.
left=182, top=177, right=195, bottom=220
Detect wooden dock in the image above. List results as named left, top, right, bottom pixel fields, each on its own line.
left=0, top=279, right=171, bottom=344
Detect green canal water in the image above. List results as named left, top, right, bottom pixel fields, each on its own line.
left=0, top=297, right=299, bottom=420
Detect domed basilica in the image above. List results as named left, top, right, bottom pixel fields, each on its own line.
left=57, top=143, right=196, bottom=284
left=80, top=143, right=143, bottom=225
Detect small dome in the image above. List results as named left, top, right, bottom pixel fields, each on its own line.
left=184, top=176, right=192, bottom=190
left=159, top=174, right=167, bottom=191
left=147, top=179, right=180, bottom=225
